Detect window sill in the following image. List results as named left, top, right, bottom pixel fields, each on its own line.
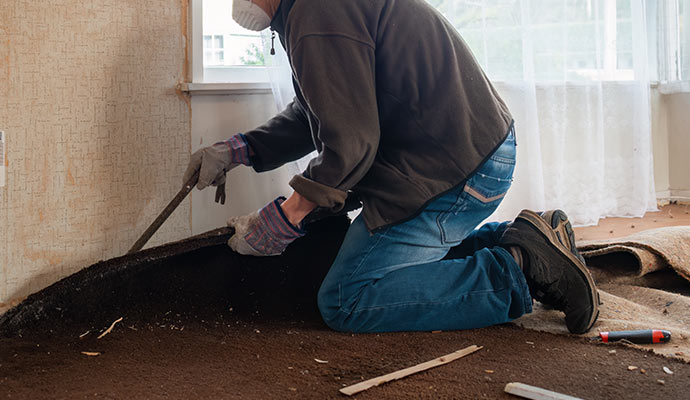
left=178, top=82, right=272, bottom=95
left=656, top=81, right=690, bottom=94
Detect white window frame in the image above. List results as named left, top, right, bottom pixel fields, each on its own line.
left=187, top=0, right=271, bottom=93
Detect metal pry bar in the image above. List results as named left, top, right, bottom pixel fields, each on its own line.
left=128, top=170, right=200, bottom=254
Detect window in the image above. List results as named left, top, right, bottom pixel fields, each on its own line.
left=191, top=0, right=269, bottom=84
left=203, top=34, right=225, bottom=66
left=188, top=0, right=688, bottom=87
left=654, top=0, right=690, bottom=82
left=683, top=0, right=690, bottom=79
left=426, top=0, right=640, bottom=82
left=425, top=0, right=689, bottom=84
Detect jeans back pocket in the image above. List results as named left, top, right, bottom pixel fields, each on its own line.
left=437, top=134, right=516, bottom=244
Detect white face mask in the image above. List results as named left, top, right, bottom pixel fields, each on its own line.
left=232, top=0, right=272, bottom=31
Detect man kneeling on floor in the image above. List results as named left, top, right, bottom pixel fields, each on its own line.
left=183, top=0, right=600, bottom=334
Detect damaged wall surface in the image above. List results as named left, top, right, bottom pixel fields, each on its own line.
left=0, top=0, right=191, bottom=308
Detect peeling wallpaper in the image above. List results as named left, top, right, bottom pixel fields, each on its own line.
left=0, top=0, right=191, bottom=306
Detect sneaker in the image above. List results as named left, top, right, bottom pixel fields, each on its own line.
left=501, top=210, right=599, bottom=334
left=540, top=209, right=586, bottom=265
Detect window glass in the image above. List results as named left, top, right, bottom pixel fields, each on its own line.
left=203, top=0, right=265, bottom=67
left=681, top=0, right=690, bottom=79
left=196, top=0, right=686, bottom=84
left=428, top=0, right=640, bottom=81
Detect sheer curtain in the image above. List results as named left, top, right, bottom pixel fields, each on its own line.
left=262, top=0, right=657, bottom=226
left=437, top=0, right=657, bottom=225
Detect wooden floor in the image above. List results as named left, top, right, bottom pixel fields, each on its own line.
left=574, top=203, right=690, bottom=241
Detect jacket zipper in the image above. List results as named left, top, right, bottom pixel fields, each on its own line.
left=270, top=30, right=276, bottom=55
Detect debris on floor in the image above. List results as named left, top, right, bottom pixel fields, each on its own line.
left=98, top=317, right=124, bottom=339
left=339, top=345, right=482, bottom=396
left=504, top=382, right=583, bottom=400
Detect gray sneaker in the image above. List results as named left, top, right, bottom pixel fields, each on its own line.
left=501, top=210, right=599, bottom=334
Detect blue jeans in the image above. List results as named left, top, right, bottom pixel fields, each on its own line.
left=317, top=129, right=532, bottom=332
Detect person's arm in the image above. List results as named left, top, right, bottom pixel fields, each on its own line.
left=281, top=190, right=317, bottom=226
left=227, top=34, right=380, bottom=256
left=243, top=99, right=316, bottom=172
left=287, top=34, right=380, bottom=215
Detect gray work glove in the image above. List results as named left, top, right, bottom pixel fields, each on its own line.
left=227, top=197, right=305, bottom=256
left=183, top=134, right=253, bottom=204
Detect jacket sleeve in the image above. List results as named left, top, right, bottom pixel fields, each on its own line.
left=288, top=34, right=380, bottom=212
left=242, top=99, right=316, bottom=172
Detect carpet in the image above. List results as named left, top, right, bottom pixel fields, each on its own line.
left=514, top=226, right=690, bottom=362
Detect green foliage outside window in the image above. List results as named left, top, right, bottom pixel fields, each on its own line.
left=241, top=43, right=265, bottom=66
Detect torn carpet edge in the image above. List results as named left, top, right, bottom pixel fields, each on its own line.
left=516, top=226, right=690, bottom=362
left=513, top=285, right=690, bottom=362
left=578, top=226, right=690, bottom=282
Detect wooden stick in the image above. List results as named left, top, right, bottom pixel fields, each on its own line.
left=339, top=345, right=482, bottom=396
left=504, top=382, right=583, bottom=400
left=97, top=317, right=123, bottom=339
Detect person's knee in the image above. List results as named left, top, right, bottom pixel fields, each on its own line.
left=317, top=282, right=346, bottom=331
left=318, top=286, right=370, bottom=332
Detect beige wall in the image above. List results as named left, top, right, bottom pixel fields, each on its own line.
left=651, top=90, right=690, bottom=200
left=650, top=88, right=671, bottom=195
left=666, top=93, right=690, bottom=196
left=0, top=0, right=191, bottom=308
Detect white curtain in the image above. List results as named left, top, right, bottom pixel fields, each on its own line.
left=262, top=0, right=657, bottom=226
left=439, top=0, right=657, bottom=225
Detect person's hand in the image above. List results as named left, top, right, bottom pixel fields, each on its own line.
left=227, top=197, right=305, bottom=256
left=183, top=134, right=253, bottom=203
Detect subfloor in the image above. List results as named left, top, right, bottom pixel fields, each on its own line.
left=1, top=208, right=689, bottom=399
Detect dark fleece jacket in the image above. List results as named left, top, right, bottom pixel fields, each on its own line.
left=243, top=0, right=513, bottom=232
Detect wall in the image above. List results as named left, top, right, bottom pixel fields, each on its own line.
left=0, top=0, right=191, bottom=309
left=666, top=93, right=690, bottom=198
left=650, top=88, right=671, bottom=196
left=650, top=90, right=690, bottom=201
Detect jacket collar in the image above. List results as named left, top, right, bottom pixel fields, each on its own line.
left=270, top=0, right=295, bottom=37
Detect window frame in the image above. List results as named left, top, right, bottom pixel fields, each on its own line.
left=189, top=0, right=270, bottom=90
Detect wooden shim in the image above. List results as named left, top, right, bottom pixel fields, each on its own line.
left=339, top=345, right=482, bottom=396
left=504, top=382, right=583, bottom=400
left=97, top=317, right=123, bottom=339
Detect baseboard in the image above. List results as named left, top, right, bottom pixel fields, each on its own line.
left=657, top=189, right=690, bottom=205
left=656, top=190, right=671, bottom=205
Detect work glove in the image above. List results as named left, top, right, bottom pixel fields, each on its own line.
left=227, top=197, right=305, bottom=256
left=183, top=134, right=253, bottom=204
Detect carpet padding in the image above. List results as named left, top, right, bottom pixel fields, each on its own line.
left=514, top=226, right=690, bottom=361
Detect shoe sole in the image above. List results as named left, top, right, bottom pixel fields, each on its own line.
left=541, top=210, right=586, bottom=265
left=517, top=210, right=600, bottom=333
